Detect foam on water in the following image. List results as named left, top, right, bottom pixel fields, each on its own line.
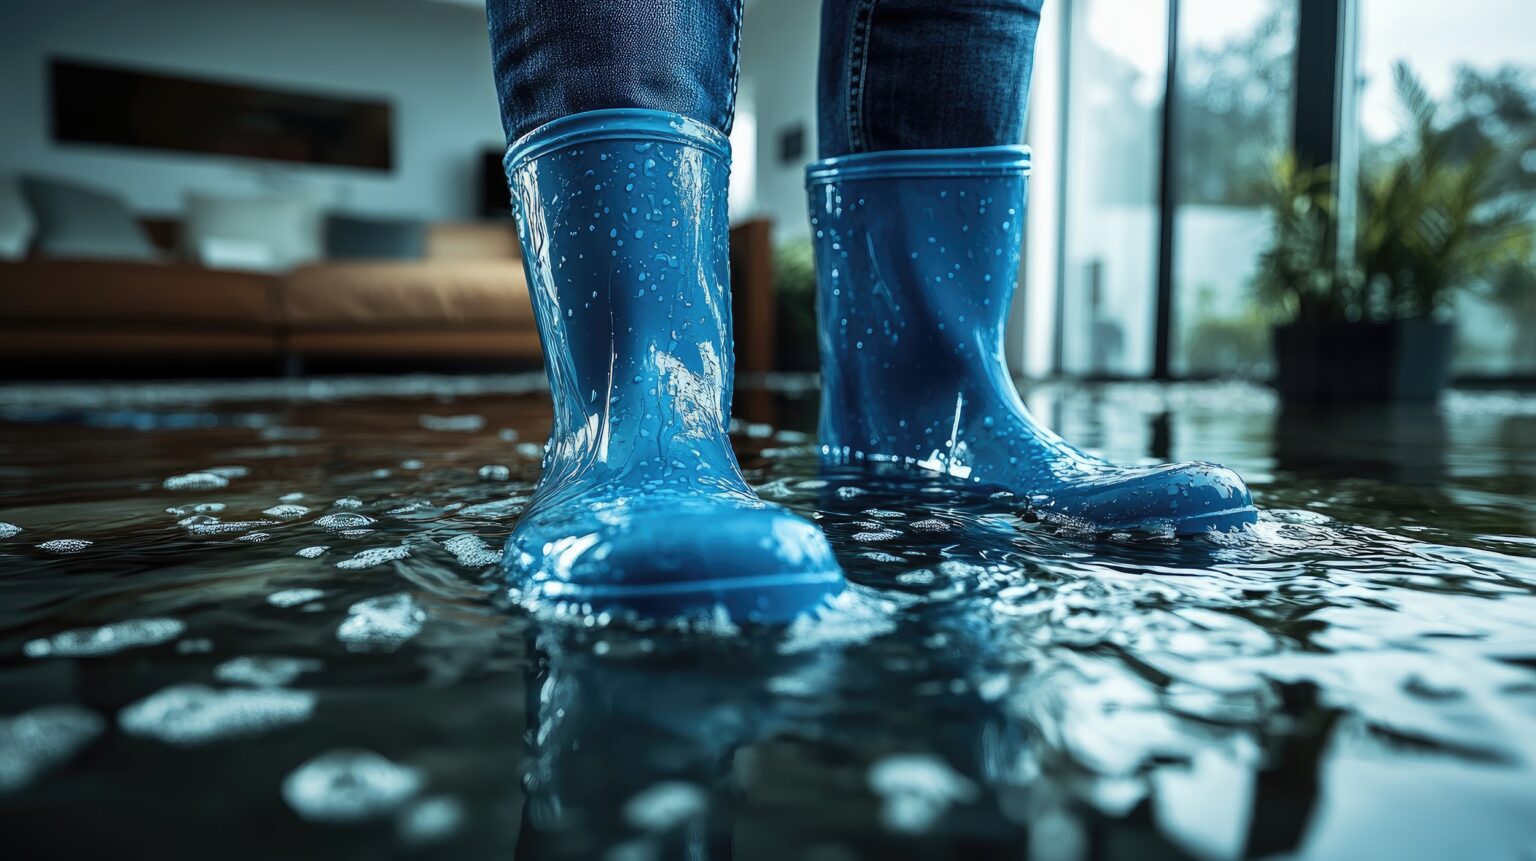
left=396, top=795, right=466, bottom=845
left=282, top=749, right=425, bottom=824
left=777, top=586, right=903, bottom=655
left=442, top=534, right=501, bottom=568
left=118, top=684, right=316, bottom=746
left=622, top=781, right=707, bottom=831
left=868, top=754, right=979, bottom=834
left=295, top=546, right=328, bottom=559
left=337, top=594, right=425, bottom=648
left=316, top=512, right=374, bottom=531
left=267, top=588, right=325, bottom=608
left=163, top=472, right=230, bottom=491
left=477, top=464, right=511, bottom=481
left=24, top=618, right=185, bottom=658
left=213, top=656, right=323, bottom=687
left=335, top=546, right=410, bottom=570
left=263, top=504, right=311, bottom=520
left=35, top=539, right=92, bottom=554
left=0, top=522, right=21, bottom=539
left=419, top=414, right=486, bottom=433
left=0, top=706, right=104, bottom=792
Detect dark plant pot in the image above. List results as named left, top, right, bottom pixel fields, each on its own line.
left=1272, top=319, right=1454, bottom=403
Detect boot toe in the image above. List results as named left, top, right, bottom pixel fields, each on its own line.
left=1028, top=461, right=1256, bottom=536
left=506, top=493, right=845, bottom=623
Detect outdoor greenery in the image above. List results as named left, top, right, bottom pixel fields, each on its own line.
left=1256, top=63, right=1536, bottom=324
left=773, top=239, right=820, bottom=371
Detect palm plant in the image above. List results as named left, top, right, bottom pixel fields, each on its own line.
left=1356, top=64, right=1535, bottom=319
left=1256, top=63, right=1535, bottom=322
left=1252, top=153, right=1362, bottom=320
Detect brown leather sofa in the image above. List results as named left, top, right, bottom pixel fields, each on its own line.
left=0, top=217, right=777, bottom=378
left=0, top=220, right=537, bottom=376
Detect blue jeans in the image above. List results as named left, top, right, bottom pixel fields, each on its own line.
left=487, top=0, right=1044, bottom=155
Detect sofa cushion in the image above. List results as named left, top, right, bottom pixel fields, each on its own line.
left=281, top=260, right=532, bottom=328
left=0, top=260, right=280, bottom=326
left=424, top=222, right=520, bottom=261
left=183, top=192, right=321, bottom=272
left=20, top=175, right=158, bottom=261
left=326, top=214, right=426, bottom=261
left=0, top=176, right=35, bottom=260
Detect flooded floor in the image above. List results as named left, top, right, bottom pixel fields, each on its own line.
left=1, top=376, right=1534, bottom=860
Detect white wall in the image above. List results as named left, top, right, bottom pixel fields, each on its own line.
left=0, top=0, right=506, bottom=220
left=737, top=0, right=822, bottom=240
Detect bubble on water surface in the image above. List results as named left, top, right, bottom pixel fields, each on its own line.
left=118, top=684, right=316, bottom=746
left=279, top=492, right=306, bottom=503
left=331, top=497, right=364, bottom=510
left=179, top=517, right=275, bottom=536
left=24, top=618, right=185, bottom=658
left=399, top=459, right=425, bottom=470
left=0, top=522, right=21, bottom=539
left=36, top=539, right=92, bottom=554
left=477, top=464, right=511, bottom=481
left=336, top=546, right=410, bottom=570
left=418, top=414, right=485, bottom=432
left=267, top=588, right=325, bottom=608
left=852, top=529, right=902, bottom=542
left=165, top=502, right=224, bottom=516
left=206, top=466, right=249, bottom=479
left=316, top=512, right=374, bottom=531
left=779, top=588, right=900, bottom=655
left=283, top=749, right=424, bottom=824
left=214, top=656, right=322, bottom=687
left=867, top=754, right=978, bottom=834
left=295, top=546, right=328, bottom=559
left=515, top=442, right=543, bottom=459
left=443, top=534, right=500, bottom=568
left=337, top=594, right=425, bottom=648
left=0, top=705, right=104, bottom=792
left=396, top=795, right=465, bottom=846
left=236, top=532, right=271, bottom=543
left=163, top=472, right=229, bottom=491
left=263, top=504, right=311, bottom=520
left=861, top=551, right=906, bottom=564
left=458, top=497, right=529, bottom=520
left=623, top=781, right=707, bottom=831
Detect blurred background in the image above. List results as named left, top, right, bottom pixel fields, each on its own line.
left=0, top=0, right=1532, bottom=397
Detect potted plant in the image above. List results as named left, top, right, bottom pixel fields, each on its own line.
left=773, top=239, right=822, bottom=372
left=1258, top=64, right=1534, bottom=402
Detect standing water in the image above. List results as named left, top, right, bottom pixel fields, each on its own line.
left=0, top=376, right=1533, bottom=859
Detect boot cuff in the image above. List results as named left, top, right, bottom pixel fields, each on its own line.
left=506, top=108, right=730, bottom=176
left=806, top=146, right=1031, bottom=186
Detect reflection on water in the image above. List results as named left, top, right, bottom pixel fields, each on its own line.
left=0, top=377, right=1534, bottom=859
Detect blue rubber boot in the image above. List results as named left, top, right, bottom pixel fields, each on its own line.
left=503, top=110, right=845, bottom=621
left=807, top=148, right=1257, bottom=535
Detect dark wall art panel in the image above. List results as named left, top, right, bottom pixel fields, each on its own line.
left=50, top=58, right=393, bottom=171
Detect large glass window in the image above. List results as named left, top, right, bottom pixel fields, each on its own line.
left=1359, top=0, right=1536, bottom=377
left=1170, top=0, right=1298, bottom=378
left=1057, top=0, right=1168, bottom=377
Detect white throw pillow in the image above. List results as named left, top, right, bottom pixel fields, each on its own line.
left=0, top=176, right=35, bottom=260
left=182, top=192, right=321, bottom=272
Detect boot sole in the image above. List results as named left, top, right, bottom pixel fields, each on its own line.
left=526, top=570, right=846, bottom=625
left=1051, top=504, right=1259, bottom=537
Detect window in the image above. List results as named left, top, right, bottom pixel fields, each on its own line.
left=1057, top=0, right=1169, bottom=377
left=1359, top=0, right=1536, bottom=376
left=1170, top=0, right=1298, bottom=378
